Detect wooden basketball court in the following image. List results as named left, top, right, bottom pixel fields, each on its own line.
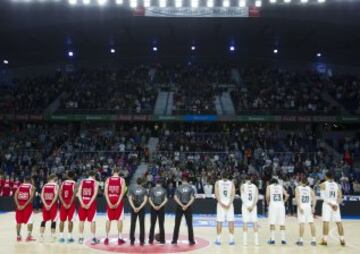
left=1, top=212, right=359, bottom=254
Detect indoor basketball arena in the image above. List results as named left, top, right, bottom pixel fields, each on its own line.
left=0, top=1, right=360, bottom=254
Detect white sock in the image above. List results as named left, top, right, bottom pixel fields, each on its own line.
left=254, top=232, right=259, bottom=245
left=270, top=231, right=275, bottom=241
left=119, top=233, right=123, bottom=239
left=229, top=234, right=234, bottom=242
left=323, top=235, right=328, bottom=241
left=93, top=233, right=96, bottom=238
left=340, top=236, right=345, bottom=241
left=311, top=237, right=316, bottom=242
left=60, top=233, right=64, bottom=238
left=106, top=233, right=109, bottom=238
left=281, top=230, right=286, bottom=241
left=68, top=233, right=73, bottom=239
left=80, top=233, right=84, bottom=239
left=243, top=232, right=248, bottom=244
left=216, top=235, right=221, bottom=242
left=299, top=237, right=303, bottom=242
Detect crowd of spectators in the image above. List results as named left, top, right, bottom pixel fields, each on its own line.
left=231, top=67, right=338, bottom=115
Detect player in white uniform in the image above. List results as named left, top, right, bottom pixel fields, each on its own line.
left=215, top=172, right=236, bottom=245
left=295, top=177, right=316, bottom=246
left=266, top=178, right=289, bottom=245
left=240, top=175, right=259, bottom=246
left=319, top=171, right=345, bottom=246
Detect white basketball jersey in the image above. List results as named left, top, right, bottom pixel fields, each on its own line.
left=269, top=184, right=284, bottom=206
left=324, top=181, right=339, bottom=203
left=297, top=185, right=312, bottom=207
left=218, top=180, right=233, bottom=206
left=242, top=182, right=257, bottom=206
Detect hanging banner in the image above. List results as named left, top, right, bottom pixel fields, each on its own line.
left=142, top=7, right=249, bottom=17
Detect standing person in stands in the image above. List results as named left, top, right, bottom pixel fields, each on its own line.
left=59, top=171, right=77, bottom=243
left=128, top=178, right=148, bottom=246
left=40, top=174, right=59, bottom=242
left=240, top=175, right=259, bottom=246
left=319, top=171, right=345, bottom=246
left=104, top=167, right=127, bottom=245
left=78, top=170, right=99, bottom=245
left=172, top=176, right=196, bottom=245
left=14, top=176, right=36, bottom=241
left=215, top=172, right=236, bottom=245
left=295, top=177, right=317, bottom=246
left=148, top=180, right=168, bottom=244
left=266, top=178, right=289, bottom=245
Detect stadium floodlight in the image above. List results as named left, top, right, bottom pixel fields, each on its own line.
left=255, top=0, right=261, bottom=7
left=82, top=0, right=90, bottom=5
left=153, top=46, right=158, bottom=52
left=229, top=46, right=235, bottom=51
left=144, top=0, right=150, bottom=7
left=284, top=0, right=291, bottom=3
left=191, top=0, right=199, bottom=8
left=269, top=0, right=276, bottom=3
left=191, top=46, right=196, bottom=51
left=318, top=0, right=325, bottom=3
left=3, top=60, right=9, bottom=65
left=223, top=0, right=230, bottom=7
left=175, top=0, right=182, bottom=7
left=159, top=0, right=166, bottom=7
left=317, top=52, right=322, bottom=57
left=110, top=48, right=116, bottom=54
left=130, top=0, right=137, bottom=7
left=300, top=0, right=308, bottom=3
left=273, top=49, right=278, bottom=54
left=68, top=51, right=74, bottom=57
left=69, top=0, right=78, bottom=5
left=115, top=0, right=123, bottom=4
left=97, top=0, right=107, bottom=5
left=239, top=0, right=246, bottom=7
left=207, top=0, right=214, bottom=7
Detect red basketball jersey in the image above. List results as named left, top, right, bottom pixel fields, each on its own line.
left=60, top=180, right=76, bottom=206
left=42, top=183, right=57, bottom=206
left=17, top=183, right=33, bottom=206
left=81, top=178, right=96, bottom=205
left=107, top=176, right=123, bottom=205
left=13, top=180, right=20, bottom=193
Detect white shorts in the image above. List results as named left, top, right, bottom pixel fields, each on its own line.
left=217, top=203, right=235, bottom=223
left=268, top=205, right=286, bottom=225
left=297, top=206, right=314, bottom=224
left=322, top=203, right=341, bottom=222
left=242, top=205, right=258, bottom=223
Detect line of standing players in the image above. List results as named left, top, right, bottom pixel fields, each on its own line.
left=14, top=168, right=197, bottom=246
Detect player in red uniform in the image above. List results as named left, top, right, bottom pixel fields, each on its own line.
left=78, top=170, right=99, bottom=245
left=0, top=173, right=4, bottom=196
left=104, top=167, right=127, bottom=245
left=1, top=175, right=12, bottom=197
left=59, top=171, right=77, bottom=243
left=40, top=174, right=59, bottom=242
left=13, top=177, right=21, bottom=194
left=14, top=176, right=36, bottom=241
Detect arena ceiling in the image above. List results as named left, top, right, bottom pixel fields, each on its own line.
left=0, top=1, right=359, bottom=67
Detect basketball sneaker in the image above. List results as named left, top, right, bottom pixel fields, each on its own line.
left=91, top=238, right=99, bottom=245
left=319, top=240, right=327, bottom=246
left=16, top=236, right=22, bottom=242
left=78, top=238, right=84, bottom=245
left=67, top=238, right=75, bottom=243
left=26, top=236, right=36, bottom=242
left=296, top=241, right=304, bottom=246
left=267, top=240, right=275, bottom=245
left=340, top=240, right=346, bottom=246
left=104, top=238, right=109, bottom=245
left=59, top=238, right=65, bottom=243
left=118, top=238, right=126, bottom=245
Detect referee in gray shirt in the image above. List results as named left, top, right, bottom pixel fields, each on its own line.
left=148, top=179, right=168, bottom=244
left=128, top=178, right=148, bottom=246
left=172, top=176, right=196, bottom=245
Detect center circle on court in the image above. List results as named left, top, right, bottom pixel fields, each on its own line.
left=85, top=234, right=210, bottom=253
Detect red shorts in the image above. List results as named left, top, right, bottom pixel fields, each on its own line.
left=16, top=204, right=33, bottom=224
left=78, top=202, right=96, bottom=222
left=60, top=203, right=76, bottom=222
left=107, top=200, right=124, bottom=221
left=42, top=204, right=58, bottom=222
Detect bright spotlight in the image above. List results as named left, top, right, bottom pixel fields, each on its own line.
left=69, top=0, right=78, bottom=5
left=159, top=0, right=166, bottom=7
left=317, top=52, right=322, bottom=57
left=3, top=60, right=9, bottom=65
left=130, top=0, right=137, bottom=7
left=273, top=49, right=278, bottom=54
left=229, top=46, right=235, bottom=52
left=110, top=48, right=116, bottom=54
left=191, top=0, right=199, bottom=8
left=97, top=0, right=107, bottom=5
left=223, top=0, right=230, bottom=7
left=68, top=51, right=74, bottom=57
left=239, top=0, right=246, bottom=7
left=153, top=46, right=158, bottom=52
left=144, top=0, right=150, bottom=7
left=269, top=0, right=276, bottom=3
left=284, top=0, right=291, bottom=3
left=82, top=0, right=90, bottom=5
left=191, top=46, right=196, bottom=51
left=255, top=0, right=262, bottom=7
left=300, top=0, right=308, bottom=3
left=175, top=0, right=182, bottom=7
left=207, top=0, right=214, bottom=7
left=115, top=0, right=123, bottom=4
left=318, top=0, right=325, bottom=3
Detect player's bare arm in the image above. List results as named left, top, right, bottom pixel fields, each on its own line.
left=158, top=196, right=168, bottom=210
left=58, top=183, right=66, bottom=208
left=174, top=195, right=185, bottom=209
left=49, top=184, right=59, bottom=209
left=311, top=188, right=316, bottom=213
left=77, top=181, right=85, bottom=208
left=115, top=178, right=126, bottom=209
left=283, top=189, right=290, bottom=202
left=184, top=195, right=195, bottom=211
left=295, top=187, right=303, bottom=213
left=13, top=188, right=21, bottom=210
left=104, top=179, right=112, bottom=209
left=87, top=181, right=98, bottom=210
left=266, top=185, right=270, bottom=205
left=251, top=186, right=259, bottom=212
left=40, top=186, right=49, bottom=211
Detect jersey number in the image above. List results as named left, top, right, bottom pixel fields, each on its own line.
left=273, top=194, right=281, bottom=201
left=329, top=191, right=336, bottom=198
left=248, top=193, right=253, bottom=201
left=223, top=190, right=228, bottom=197
left=301, top=196, right=309, bottom=203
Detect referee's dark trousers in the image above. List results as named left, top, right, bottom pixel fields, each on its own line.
left=130, top=207, right=145, bottom=244
left=172, top=205, right=194, bottom=243
left=149, top=206, right=165, bottom=243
